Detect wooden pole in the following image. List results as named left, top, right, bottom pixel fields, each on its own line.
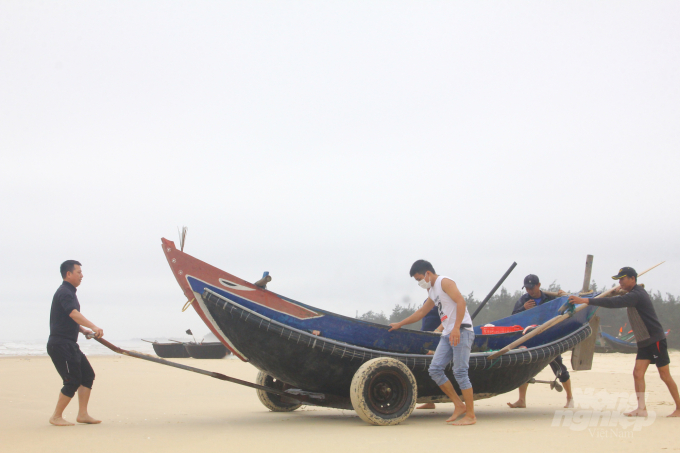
left=88, top=336, right=300, bottom=400
left=470, top=262, right=517, bottom=320
left=581, top=255, right=593, bottom=294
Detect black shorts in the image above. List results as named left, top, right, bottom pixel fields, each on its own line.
left=636, top=339, right=670, bottom=368
left=47, top=341, right=95, bottom=398
left=549, top=355, right=571, bottom=383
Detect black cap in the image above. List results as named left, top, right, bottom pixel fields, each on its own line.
left=612, top=267, right=637, bottom=280
left=523, top=274, right=540, bottom=289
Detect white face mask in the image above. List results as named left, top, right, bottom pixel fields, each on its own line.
left=418, top=274, right=432, bottom=290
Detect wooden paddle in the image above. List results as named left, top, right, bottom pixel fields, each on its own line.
left=488, top=261, right=664, bottom=360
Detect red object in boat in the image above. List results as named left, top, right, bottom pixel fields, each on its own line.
left=481, top=325, right=524, bottom=335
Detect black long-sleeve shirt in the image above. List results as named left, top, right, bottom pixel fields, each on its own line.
left=589, top=284, right=665, bottom=348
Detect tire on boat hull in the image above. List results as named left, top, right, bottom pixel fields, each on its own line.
left=255, top=371, right=302, bottom=412
left=350, top=357, right=417, bottom=426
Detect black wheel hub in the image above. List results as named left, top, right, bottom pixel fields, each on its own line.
left=366, top=370, right=409, bottom=416
left=264, top=375, right=296, bottom=406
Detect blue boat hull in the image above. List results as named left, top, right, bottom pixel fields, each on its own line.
left=187, top=275, right=597, bottom=354
left=600, top=331, right=638, bottom=353
left=202, top=288, right=593, bottom=402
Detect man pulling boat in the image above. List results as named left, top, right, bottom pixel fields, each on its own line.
left=389, top=260, right=477, bottom=425
left=47, top=260, right=105, bottom=426
left=569, top=267, right=680, bottom=418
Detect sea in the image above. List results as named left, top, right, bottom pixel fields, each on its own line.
left=0, top=339, right=159, bottom=357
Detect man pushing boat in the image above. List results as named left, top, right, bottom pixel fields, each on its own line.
left=389, top=260, right=477, bottom=425
left=47, top=260, right=104, bottom=426
left=569, top=267, right=680, bottom=418
left=507, top=274, right=573, bottom=409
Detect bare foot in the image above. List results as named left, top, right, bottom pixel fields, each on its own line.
left=76, top=415, right=102, bottom=424
left=624, top=408, right=648, bottom=417
left=564, top=398, right=574, bottom=408
left=417, top=403, right=436, bottom=410
left=445, top=405, right=467, bottom=423
left=451, top=415, right=477, bottom=426
left=667, top=409, right=680, bottom=418
left=49, top=416, right=74, bottom=426
left=507, top=400, right=526, bottom=409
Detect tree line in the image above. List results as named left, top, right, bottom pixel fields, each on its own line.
left=358, top=281, right=679, bottom=349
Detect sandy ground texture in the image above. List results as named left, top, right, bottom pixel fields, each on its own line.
left=1, top=350, right=679, bottom=453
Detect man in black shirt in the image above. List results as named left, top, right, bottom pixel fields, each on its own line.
left=507, top=275, right=572, bottom=409
left=569, top=267, right=680, bottom=418
left=47, top=260, right=104, bottom=426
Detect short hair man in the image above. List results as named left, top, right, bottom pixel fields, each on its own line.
left=47, top=260, right=104, bottom=426
left=389, top=260, right=476, bottom=425
left=507, top=274, right=572, bottom=408
left=569, top=267, right=680, bottom=417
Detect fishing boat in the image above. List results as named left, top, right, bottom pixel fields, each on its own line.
left=161, top=238, right=598, bottom=425
left=184, top=333, right=229, bottom=359
left=598, top=331, right=637, bottom=353
left=184, top=342, right=229, bottom=359
left=596, top=329, right=670, bottom=354
left=201, top=287, right=592, bottom=424
left=161, top=238, right=595, bottom=358
left=143, top=340, right=191, bottom=358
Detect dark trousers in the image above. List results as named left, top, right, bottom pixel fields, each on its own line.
left=47, top=341, right=95, bottom=398
left=549, top=355, right=570, bottom=383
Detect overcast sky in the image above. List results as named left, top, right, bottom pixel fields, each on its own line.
left=2, top=1, right=679, bottom=342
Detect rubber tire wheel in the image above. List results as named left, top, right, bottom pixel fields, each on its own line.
left=350, top=357, right=417, bottom=426
left=255, top=371, right=302, bottom=412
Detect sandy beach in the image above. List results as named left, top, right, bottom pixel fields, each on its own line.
left=1, top=350, right=678, bottom=453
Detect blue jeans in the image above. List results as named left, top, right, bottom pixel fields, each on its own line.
left=428, top=329, right=475, bottom=390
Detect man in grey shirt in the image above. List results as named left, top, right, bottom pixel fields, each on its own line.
left=569, top=267, right=679, bottom=418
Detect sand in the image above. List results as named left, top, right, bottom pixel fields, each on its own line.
left=1, top=350, right=679, bottom=453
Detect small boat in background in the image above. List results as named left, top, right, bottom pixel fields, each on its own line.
left=184, top=332, right=229, bottom=359
left=143, top=340, right=191, bottom=358
left=598, top=331, right=637, bottom=353
left=596, top=328, right=671, bottom=354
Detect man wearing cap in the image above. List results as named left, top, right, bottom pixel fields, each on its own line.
left=569, top=267, right=680, bottom=417
left=508, top=274, right=573, bottom=408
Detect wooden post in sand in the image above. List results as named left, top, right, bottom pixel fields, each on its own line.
left=580, top=254, right=593, bottom=295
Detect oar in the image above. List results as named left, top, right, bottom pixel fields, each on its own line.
left=141, top=339, right=156, bottom=344
left=471, top=262, right=517, bottom=321
left=87, top=335, right=300, bottom=401
left=488, top=261, right=664, bottom=360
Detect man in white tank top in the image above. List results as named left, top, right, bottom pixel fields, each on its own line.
left=389, top=260, right=477, bottom=426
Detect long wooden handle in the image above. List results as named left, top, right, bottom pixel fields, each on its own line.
left=595, top=261, right=664, bottom=299
left=87, top=336, right=299, bottom=400
left=471, top=262, right=517, bottom=321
